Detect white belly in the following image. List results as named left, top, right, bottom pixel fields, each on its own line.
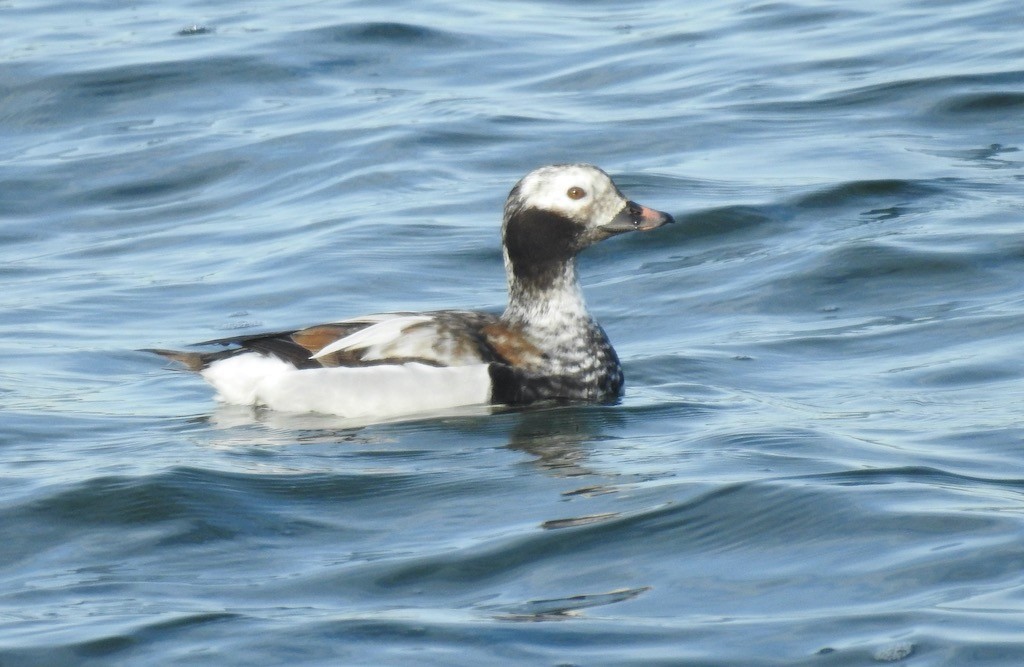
left=201, top=353, right=492, bottom=419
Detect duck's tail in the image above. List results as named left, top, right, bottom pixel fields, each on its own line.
left=142, top=348, right=210, bottom=372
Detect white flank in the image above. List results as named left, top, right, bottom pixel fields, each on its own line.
left=201, top=353, right=491, bottom=418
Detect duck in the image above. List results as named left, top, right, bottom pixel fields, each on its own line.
left=149, top=164, right=673, bottom=419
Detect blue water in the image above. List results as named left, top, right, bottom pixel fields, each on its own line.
left=4, top=0, right=1024, bottom=664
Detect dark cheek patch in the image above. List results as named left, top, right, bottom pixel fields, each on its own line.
left=504, top=208, right=581, bottom=284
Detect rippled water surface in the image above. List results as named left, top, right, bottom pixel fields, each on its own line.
left=4, top=0, right=1024, bottom=664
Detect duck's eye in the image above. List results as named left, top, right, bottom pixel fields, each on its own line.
left=567, top=186, right=586, bottom=200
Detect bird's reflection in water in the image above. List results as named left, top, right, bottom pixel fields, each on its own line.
left=504, top=403, right=626, bottom=479
left=196, top=401, right=629, bottom=495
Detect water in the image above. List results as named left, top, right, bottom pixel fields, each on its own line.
left=3, top=0, right=1024, bottom=664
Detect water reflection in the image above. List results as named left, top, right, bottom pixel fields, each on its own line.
left=198, top=399, right=623, bottom=466
left=504, top=404, right=625, bottom=476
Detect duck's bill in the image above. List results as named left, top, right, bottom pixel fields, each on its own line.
left=602, top=200, right=675, bottom=234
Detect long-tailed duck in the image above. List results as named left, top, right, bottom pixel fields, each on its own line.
left=150, top=164, right=673, bottom=419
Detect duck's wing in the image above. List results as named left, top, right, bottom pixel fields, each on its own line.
left=148, top=311, right=511, bottom=371
left=301, top=312, right=551, bottom=369
left=307, top=311, right=516, bottom=367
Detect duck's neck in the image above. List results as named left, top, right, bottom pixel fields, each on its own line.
left=502, top=257, right=592, bottom=332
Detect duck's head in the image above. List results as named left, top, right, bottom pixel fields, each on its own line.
left=501, top=164, right=673, bottom=285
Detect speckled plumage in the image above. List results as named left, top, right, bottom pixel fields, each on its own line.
left=149, top=164, right=672, bottom=418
